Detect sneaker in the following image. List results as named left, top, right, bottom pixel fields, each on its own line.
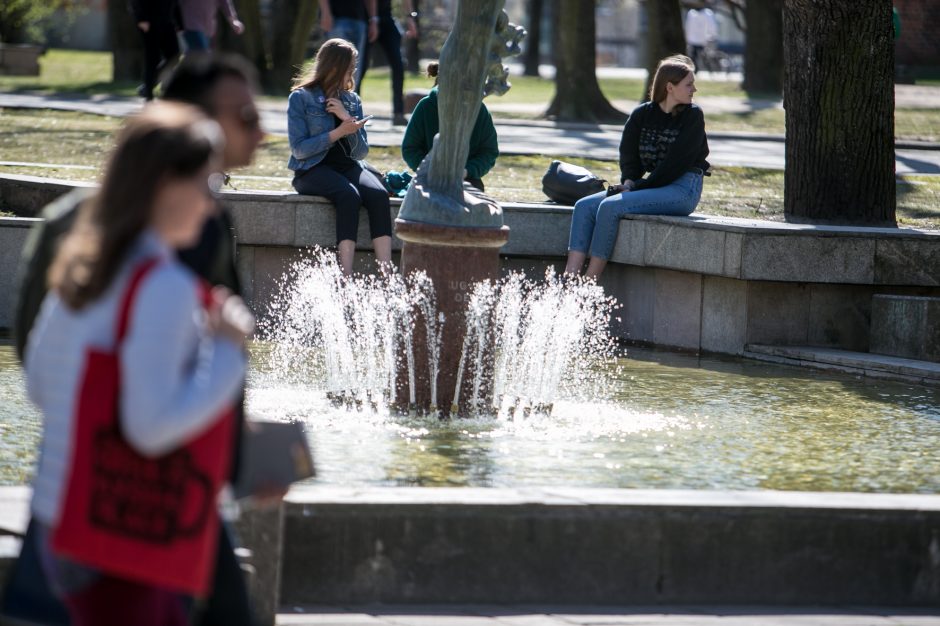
left=392, top=114, right=408, bottom=126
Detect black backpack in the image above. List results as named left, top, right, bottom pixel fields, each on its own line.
left=541, top=160, right=607, bottom=205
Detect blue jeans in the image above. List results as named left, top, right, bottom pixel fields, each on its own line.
left=329, top=18, right=367, bottom=88
left=182, top=30, right=211, bottom=52
left=568, top=171, right=703, bottom=260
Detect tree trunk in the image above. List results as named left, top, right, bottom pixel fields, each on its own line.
left=107, top=0, right=144, bottom=83
left=266, top=0, right=319, bottom=93
left=783, top=0, right=895, bottom=225
left=642, top=0, right=686, bottom=100
left=217, top=0, right=269, bottom=81
left=546, top=0, right=625, bottom=123
left=522, top=0, right=543, bottom=77
left=742, top=0, right=782, bottom=95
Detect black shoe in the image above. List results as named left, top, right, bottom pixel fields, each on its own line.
left=392, top=114, right=407, bottom=126
left=136, top=84, right=153, bottom=100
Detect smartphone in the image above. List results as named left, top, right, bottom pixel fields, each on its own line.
left=360, top=114, right=374, bottom=124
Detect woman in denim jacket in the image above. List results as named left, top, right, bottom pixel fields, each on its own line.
left=288, top=38, right=392, bottom=276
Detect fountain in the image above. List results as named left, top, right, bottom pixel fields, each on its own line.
left=259, top=249, right=618, bottom=421
left=394, top=1, right=525, bottom=416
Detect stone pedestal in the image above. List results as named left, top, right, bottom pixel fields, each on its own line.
left=396, top=219, right=509, bottom=415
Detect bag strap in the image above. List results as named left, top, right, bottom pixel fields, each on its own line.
left=116, top=258, right=161, bottom=344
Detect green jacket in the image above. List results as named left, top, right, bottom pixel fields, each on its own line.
left=401, top=87, right=499, bottom=180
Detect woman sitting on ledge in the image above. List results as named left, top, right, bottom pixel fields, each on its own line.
left=565, top=54, right=710, bottom=280
left=401, top=61, right=499, bottom=192
left=288, top=38, right=392, bottom=276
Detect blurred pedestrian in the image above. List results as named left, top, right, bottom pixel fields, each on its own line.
left=684, top=2, right=718, bottom=71
left=401, top=61, right=498, bottom=191
left=11, top=53, right=267, bottom=626
left=129, top=0, right=181, bottom=99
left=179, top=0, right=245, bottom=52
left=288, top=38, right=392, bottom=276
left=25, top=101, right=253, bottom=626
left=359, top=0, right=418, bottom=125
left=318, top=0, right=375, bottom=91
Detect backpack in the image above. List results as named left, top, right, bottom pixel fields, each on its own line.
left=541, top=160, right=607, bottom=205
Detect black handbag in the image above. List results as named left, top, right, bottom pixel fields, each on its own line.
left=541, top=160, right=607, bottom=205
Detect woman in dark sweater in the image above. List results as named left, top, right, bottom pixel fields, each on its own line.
left=565, top=55, right=709, bottom=279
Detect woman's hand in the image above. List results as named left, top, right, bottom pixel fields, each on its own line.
left=208, top=287, right=255, bottom=346
left=335, top=116, right=367, bottom=138
left=326, top=98, right=351, bottom=121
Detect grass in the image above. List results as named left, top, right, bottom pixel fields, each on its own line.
left=4, top=49, right=939, bottom=141
left=1, top=108, right=938, bottom=229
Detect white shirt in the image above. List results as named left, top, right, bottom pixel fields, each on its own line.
left=685, top=8, right=719, bottom=47
left=26, top=230, right=246, bottom=526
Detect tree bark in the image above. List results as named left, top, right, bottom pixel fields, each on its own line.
left=741, top=0, right=783, bottom=95
left=217, top=0, right=269, bottom=81
left=522, top=0, right=544, bottom=77
left=266, top=0, right=319, bottom=93
left=546, top=0, right=625, bottom=123
left=107, top=0, right=144, bottom=83
left=642, top=0, right=686, bottom=101
left=783, top=0, right=895, bottom=225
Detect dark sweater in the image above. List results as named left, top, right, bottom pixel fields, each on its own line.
left=401, top=87, right=499, bottom=180
left=619, top=101, right=710, bottom=190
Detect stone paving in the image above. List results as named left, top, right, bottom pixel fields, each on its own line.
left=275, top=606, right=940, bottom=626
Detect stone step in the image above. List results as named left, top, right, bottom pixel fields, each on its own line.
left=744, top=344, right=940, bottom=385
left=870, top=294, right=940, bottom=362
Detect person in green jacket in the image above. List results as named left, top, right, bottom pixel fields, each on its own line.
left=400, top=61, right=499, bottom=191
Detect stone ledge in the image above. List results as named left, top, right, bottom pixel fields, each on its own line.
left=286, top=485, right=940, bottom=511
left=745, top=344, right=940, bottom=385
left=3, top=173, right=938, bottom=286
left=280, top=485, right=940, bottom=605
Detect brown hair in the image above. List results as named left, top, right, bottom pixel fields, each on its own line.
left=49, top=102, right=221, bottom=310
left=426, top=61, right=439, bottom=86
left=648, top=54, right=695, bottom=106
left=291, top=38, right=358, bottom=95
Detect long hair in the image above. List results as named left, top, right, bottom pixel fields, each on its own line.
left=291, top=38, right=358, bottom=95
left=49, top=102, right=221, bottom=310
left=648, top=54, right=695, bottom=106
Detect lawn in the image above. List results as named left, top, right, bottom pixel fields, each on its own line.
left=1, top=108, right=937, bottom=229
left=3, top=49, right=939, bottom=141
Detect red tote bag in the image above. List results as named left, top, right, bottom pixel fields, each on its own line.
left=52, top=259, right=235, bottom=597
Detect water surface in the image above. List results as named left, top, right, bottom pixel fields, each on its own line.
left=3, top=342, right=939, bottom=493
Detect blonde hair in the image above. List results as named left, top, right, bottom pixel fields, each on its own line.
left=291, top=38, right=358, bottom=95
left=648, top=54, right=695, bottom=105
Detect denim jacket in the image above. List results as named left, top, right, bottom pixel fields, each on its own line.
left=287, top=86, right=369, bottom=172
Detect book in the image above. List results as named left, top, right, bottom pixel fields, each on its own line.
left=233, top=420, right=315, bottom=500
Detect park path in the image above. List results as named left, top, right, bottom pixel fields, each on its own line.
left=0, top=90, right=938, bottom=175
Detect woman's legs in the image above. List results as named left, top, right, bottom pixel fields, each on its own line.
left=565, top=190, right=607, bottom=275
left=347, top=163, right=393, bottom=269
left=586, top=173, right=703, bottom=277
left=293, top=164, right=364, bottom=276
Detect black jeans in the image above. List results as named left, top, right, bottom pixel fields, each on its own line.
left=139, top=21, right=180, bottom=100
left=360, top=15, right=405, bottom=116
left=293, top=161, right=392, bottom=244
